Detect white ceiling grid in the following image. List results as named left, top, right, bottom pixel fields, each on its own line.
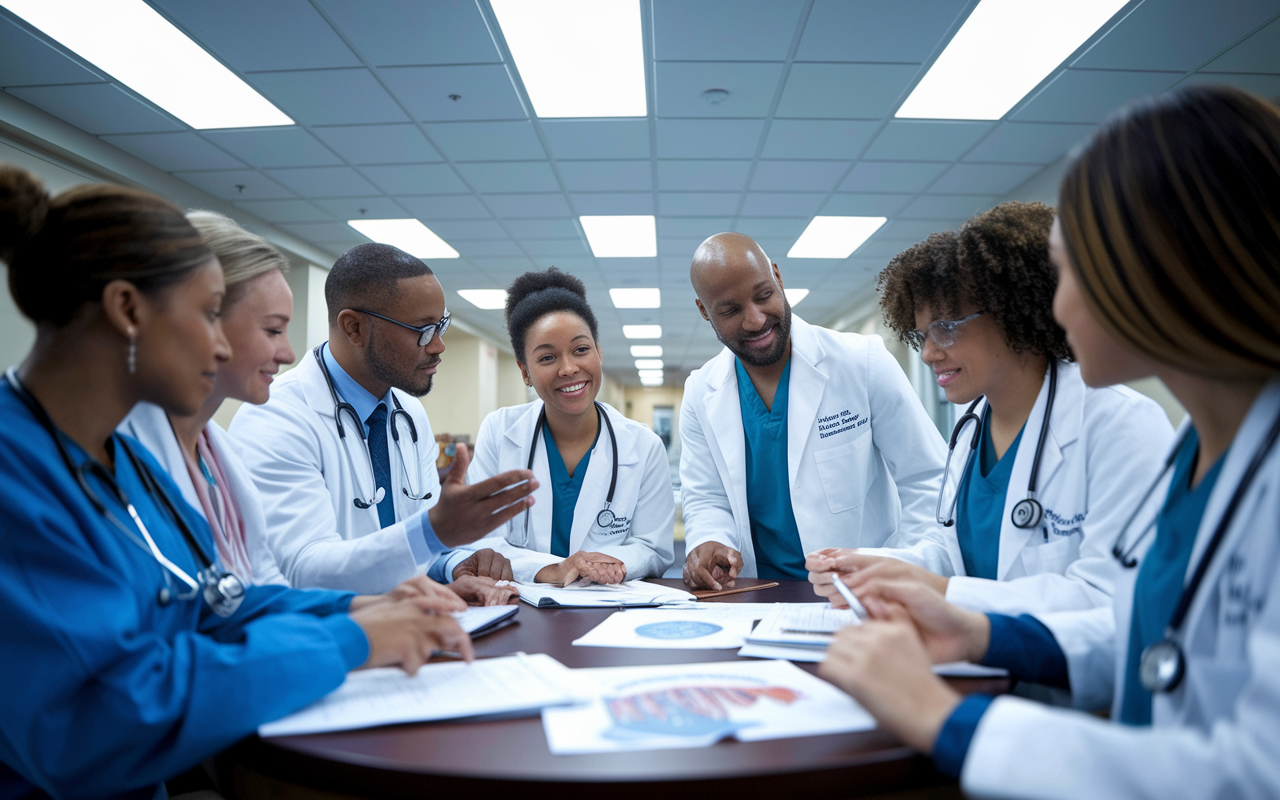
left=2, top=0, right=1279, bottom=384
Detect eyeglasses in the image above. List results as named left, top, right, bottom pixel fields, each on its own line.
left=905, top=312, right=983, bottom=351
left=354, top=308, right=451, bottom=347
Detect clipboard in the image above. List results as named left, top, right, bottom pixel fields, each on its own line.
left=691, top=581, right=780, bottom=600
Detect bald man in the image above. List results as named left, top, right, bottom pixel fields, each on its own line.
left=679, top=233, right=948, bottom=590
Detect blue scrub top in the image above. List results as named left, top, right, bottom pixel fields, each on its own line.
left=736, top=357, right=807, bottom=580
left=0, top=382, right=368, bottom=800
left=543, top=421, right=599, bottom=558
left=1120, top=427, right=1225, bottom=725
left=955, top=408, right=1025, bottom=580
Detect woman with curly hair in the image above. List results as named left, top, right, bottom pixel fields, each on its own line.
left=809, top=201, right=1173, bottom=616
left=465, top=268, right=674, bottom=585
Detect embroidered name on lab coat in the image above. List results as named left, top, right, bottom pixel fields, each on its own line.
left=1043, top=508, right=1086, bottom=537
left=817, top=410, right=868, bottom=439
left=593, top=515, right=632, bottom=536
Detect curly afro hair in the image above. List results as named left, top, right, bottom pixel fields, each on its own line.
left=876, top=201, right=1072, bottom=361
left=504, top=267, right=599, bottom=364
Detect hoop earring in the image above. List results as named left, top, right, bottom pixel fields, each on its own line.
left=127, top=332, right=137, bottom=375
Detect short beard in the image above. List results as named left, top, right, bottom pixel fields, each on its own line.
left=713, top=300, right=792, bottom=367
left=366, top=328, right=435, bottom=398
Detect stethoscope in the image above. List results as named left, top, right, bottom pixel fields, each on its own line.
left=1111, top=405, right=1280, bottom=694
left=313, top=346, right=431, bottom=510
left=6, top=369, right=245, bottom=617
left=511, top=401, right=618, bottom=548
left=936, top=360, right=1058, bottom=531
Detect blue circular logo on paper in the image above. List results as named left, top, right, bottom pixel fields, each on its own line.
left=634, top=621, right=723, bottom=640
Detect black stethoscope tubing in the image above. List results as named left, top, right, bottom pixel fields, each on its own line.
left=526, top=401, right=619, bottom=531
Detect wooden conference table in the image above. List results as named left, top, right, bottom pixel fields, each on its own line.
left=228, top=579, right=1007, bottom=799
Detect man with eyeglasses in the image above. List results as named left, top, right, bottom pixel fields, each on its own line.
left=679, top=232, right=949, bottom=591
left=232, top=243, right=537, bottom=601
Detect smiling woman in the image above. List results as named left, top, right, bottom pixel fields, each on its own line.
left=465, top=268, right=675, bottom=586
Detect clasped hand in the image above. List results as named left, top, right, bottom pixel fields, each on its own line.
left=536, top=550, right=626, bottom=586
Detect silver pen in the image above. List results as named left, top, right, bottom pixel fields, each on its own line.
left=829, top=573, right=867, bottom=620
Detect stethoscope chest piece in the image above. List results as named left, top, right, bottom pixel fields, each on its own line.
left=596, top=506, right=615, bottom=529
left=1010, top=497, right=1044, bottom=529
left=1140, top=638, right=1185, bottom=693
left=202, top=570, right=246, bottom=618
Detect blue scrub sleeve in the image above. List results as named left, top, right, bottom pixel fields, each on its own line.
left=981, top=613, right=1070, bottom=688
left=933, top=694, right=996, bottom=779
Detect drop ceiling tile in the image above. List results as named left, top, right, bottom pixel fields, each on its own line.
left=151, top=0, right=359, bottom=71
left=570, top=193, right=654, bottom=215
left=282, top=221, right=368, bottom=242
left=861, top=121, right=994, bottom=161
left=100, top=132, right=245, bottom=171
left=425, top=121, right=546, bottom=161
left=796, top=0, right=967, bottom=63
left=201, top=128, right=341, bottom=168
left=426, top=220, right=510, bottom=240
left=850, top=238, right=915, bottom=258
left=503, top=219, right=580, bottom=239
left=454, top=161, right=559, bottom=193
left=653, top=0, right=807, bottom=61
left=248, top=69, right=407, bottom=126
left=875, top=218, right=965, bottom=240
left=1074, top=0, right=1277, bottom=72
left=468, top=255, right=537, bottom=270
left=0, top=15, right=102, bottom=86
left=315, top=0, right=500, bottom=66
left=1013, top=70, right=1181, bottom=124
left=360, top=163, right=468, bottom=195
left=740, top=192, right=826, bottom=216
left=927, top=163, right=1042, bottom=195
left=540, top=120, right=651, bottom=159
left=660, top=237, right=707, bottom=256
left=749, top=160, right=848, bottom=192
left=312, top=124, right=443, bottom=164
left=660, top=217, right=734, bottom=237
left=760, top=119, right=879, bottom=160
left=312, top=196, right=409, bottom=220
left=656, top=160, right=751, bottom=191
left=173, top=169, right=296, bottom=200
left=733, top=218, right=810, bottom=238
left=397, top=194, right=491, bottom=220
left=1180, top=72, right=1280, bottom=99
left=380, top=65, right=524, bottom=121
left=820, top=193, right=913, bottom=216
left=1203, top=16, right=1280, bottom=73
left=232, top=198, right=332, bottom=223
left=453, top=239, right=525, bottom=257
left=523, top=239, right=589, bottom=257
left=838, top=161, right=949, bottom=193
left=536, top=256, right=596, bottom=271
left=659, top=192, right=740, bottom=216
left=264, top=166, right=380, bottom=197
left=656, top=119, right=765, bottom=159
left=899, top=194, right=997, bottom=219
left=484, top=193, right=573, bottom=218
left=963, top=122, right=1096, bottom=164
left=776, top=64, right=919, bottom=119
left=8, top=84, right=182, bottom=134
left=655, top=62, right=784, bottom=117
left=558, top=161, right=652, bottom=192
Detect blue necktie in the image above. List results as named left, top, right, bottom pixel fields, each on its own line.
left=365, top=404, right=396, bottom=529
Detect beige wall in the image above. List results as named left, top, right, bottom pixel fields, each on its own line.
left=622, top=384, right=684, bottom=430
left=497, top=351, right=532, bottom=409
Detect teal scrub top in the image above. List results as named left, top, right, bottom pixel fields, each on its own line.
left=1120, top=427, right=1225, bottom=725
left=736, top=357, right=807, bottom=580
left=543, top=421, right=598, bottom=558
left=955, top=408, right=1025, bottom=580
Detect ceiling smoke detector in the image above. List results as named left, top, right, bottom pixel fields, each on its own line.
left=702, top=88, right=729, bottom=106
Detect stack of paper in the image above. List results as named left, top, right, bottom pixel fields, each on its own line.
left=514, top=579, right=696, bottom=608
left=572, top=604, right=775, bottom=649
left=258, top=653, right=578, bottom=737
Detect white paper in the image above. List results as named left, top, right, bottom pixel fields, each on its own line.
left=515, top=579, right=696, bottom=608
left=455, top=604, right=518, bottom=635
left=259, top=653, right=578, bottom=737
left=737, top=642, right=1008, bottom=677
left=573, top=604, right=775, bottom=649
left=541, top=659, right=875, bottom=754
left=743, top=603, right=861, bottom=648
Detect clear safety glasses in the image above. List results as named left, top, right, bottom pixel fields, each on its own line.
left=905, top=311, right=983, bottom=351
left=354, top=308, right=451, bottom=347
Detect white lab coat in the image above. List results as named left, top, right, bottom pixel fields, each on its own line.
left=120, top=402, right=288, bottom=586
left=464, top=400, right=675, bottom=583
left=861, top=362, right=1174, bottom=615
left=961, top=379, right=1280, bottom=799
left=679, top=316, right=948, bottom=577
left=228, top=350, right=446, bottom=594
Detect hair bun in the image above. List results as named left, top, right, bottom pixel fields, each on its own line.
left=504, top=266, right=586, bottom=321
left=0, top=165, right=50, bottom=266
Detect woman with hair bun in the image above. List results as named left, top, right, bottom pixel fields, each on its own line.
left=819, top=85, right=1280, bottom=796
left=466, top=268, right=674, bottom=585
left=0, top=167, right=472, bottom=799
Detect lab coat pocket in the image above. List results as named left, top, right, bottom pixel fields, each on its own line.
left=814, top=434, right=873, bottom=515
left=1019, top=535, right=1079, bottom=576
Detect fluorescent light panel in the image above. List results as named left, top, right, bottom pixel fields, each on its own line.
left=609, top=287, right=661, bottom=308
left=347, top=219, right=459, bottom=259
left=457, top=290, right=508, bottom=310
left=896, top=0, right=1127, bottom=120
left=491, top=0, right=646, bottom=118
left=580, top=216, right=657, bottom=258
left=784, top=288, right=810, bottom=306
left=788, top=217, right=886, bottom=259
left=630, top=345, right=663, bottom=358
left=638, top=370, right=664, bottom=380
left=623, top=325, right=662, bottom=339
left=634, top=359, right=664, bottom=370
left=640, top=376, right=664, bottom=386
left=1, top=0, right=292, bottom=129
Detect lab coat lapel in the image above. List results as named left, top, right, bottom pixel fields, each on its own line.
left=703, top=351, right=749, bottom=526
left=568, top=406, right=634, bottom=552
left=504, top=401, right=553, bottom=550
left=298, top=347, right=340, bottom=420
left=786, top=318, right=828, bottom=492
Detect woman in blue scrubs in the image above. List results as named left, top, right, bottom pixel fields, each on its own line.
left=0, top=166, right=472, bottom=800
left=818, top=86, right=1280, bottom=796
